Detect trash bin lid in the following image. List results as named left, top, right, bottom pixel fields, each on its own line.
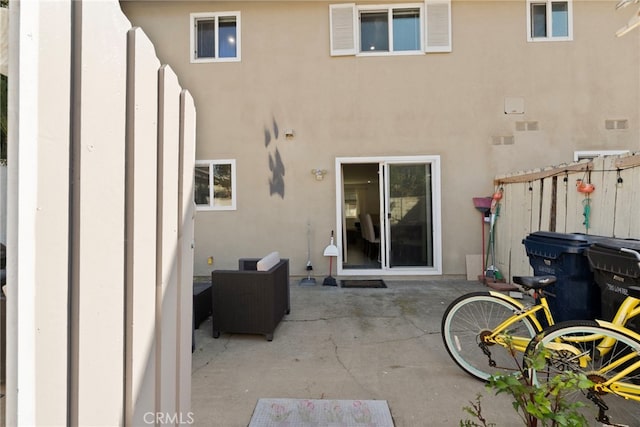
left=523, top=232, right=606, bottom=258
left=590, top=237, right=640, bottom=253
left=526, top=231, right=604, bottom=244
left=586, top=237, right=640, bottom=279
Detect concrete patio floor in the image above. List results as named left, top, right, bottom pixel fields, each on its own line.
left=190, top=278, right=525, bottom=427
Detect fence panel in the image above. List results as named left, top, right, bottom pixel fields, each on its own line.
left=495, top=182, right=531, bottom=279
left=126, top=27, right=160, bottom=426
left=76, top=2, right=129, bottom=424
left=157, top=64, right=182, bottom=418
left=178, top=89, right=196, bottom=418
left=539, top=175, right=554, bottom=231
left=555, top=173, right=569, bottom=233
left=565, top=171, right=584, bottom=234
left=614, top=166, right=640, bottom=237
left=588, top=156, right=617, bottom=237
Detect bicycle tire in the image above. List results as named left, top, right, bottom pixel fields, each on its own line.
left=441, top=291, right=539, bottom=382
left=524, top=320, right=640, bottom=426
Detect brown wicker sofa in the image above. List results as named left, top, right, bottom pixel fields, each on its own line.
left=211, top=253, right=290, bottom=341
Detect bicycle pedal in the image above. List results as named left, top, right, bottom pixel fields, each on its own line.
left=508, top=290, right=524, bottom=299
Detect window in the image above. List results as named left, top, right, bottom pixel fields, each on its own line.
left=190, top=12, right=240, bottom=62
left=573, top=150, right=629, bottom=162
left=527, top=0, right=572, bottom=42
left=344, top=188, right=359, bottom=218
left=194, top=160, right=237, bottom=210
left=329, top=1, right=451, bottom=56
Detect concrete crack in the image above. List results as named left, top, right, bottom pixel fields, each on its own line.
left=329, top=337, right=372, bottom=396
left=191, top=336, right=232, bottom=375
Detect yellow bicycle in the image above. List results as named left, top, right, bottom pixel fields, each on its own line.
left=441, top=273, right=640, bottom=383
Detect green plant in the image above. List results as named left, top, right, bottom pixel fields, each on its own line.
left=461, top=335, right=594, bottom=427
left=460, top=394, right=496, bottom=427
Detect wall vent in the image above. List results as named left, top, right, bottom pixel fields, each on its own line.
left=491, top=135, right=515, bottom=145
left=504, top=97, right=525, bottom=114
left=515, top=121, right=539, bottom=131
left=605, top=119, right=628, bottom=130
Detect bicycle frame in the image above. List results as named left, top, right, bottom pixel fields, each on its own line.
left=484, top=290, right=553, bottom=353
left=600, top=296, right=640, bottom=353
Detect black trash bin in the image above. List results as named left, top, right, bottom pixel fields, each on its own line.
left=586, top=237, right=640, bottom=333
left=523, top=232, right=605, bottom=324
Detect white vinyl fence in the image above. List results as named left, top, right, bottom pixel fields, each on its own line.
left=5, top=1, right=196, bottom=426
left=491, top=152, right=640, bottom=281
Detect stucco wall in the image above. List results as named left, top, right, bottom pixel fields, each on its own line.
left=121, top=0, right=640, bottom=277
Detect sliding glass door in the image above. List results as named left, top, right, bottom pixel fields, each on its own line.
left=337, top=156, right=441, bottom=275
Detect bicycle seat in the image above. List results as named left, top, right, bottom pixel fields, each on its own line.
left=512, top=275, right=556, bottom=290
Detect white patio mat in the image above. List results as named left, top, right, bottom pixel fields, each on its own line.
left=249, top=398, right=394, bottom=427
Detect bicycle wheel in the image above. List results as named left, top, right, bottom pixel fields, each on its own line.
left=525, top=320, right=640, bottom=426
left=441, top=291, right=539, bottom=382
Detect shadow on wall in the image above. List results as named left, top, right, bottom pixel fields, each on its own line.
left=264, top=117, right=285, bottom=198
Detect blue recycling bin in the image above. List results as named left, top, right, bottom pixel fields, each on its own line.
left=523, top=232, right=605, bottom=323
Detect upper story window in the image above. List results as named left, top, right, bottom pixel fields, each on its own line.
left=526, top=0, right=572, bottom=42
left=329, top=1, right=451, bottom=57
left=360, top=6, right=421, bottom=53
left=195, top=160, right=237, bottom=211
left=190, top=12, right=241, bottom=63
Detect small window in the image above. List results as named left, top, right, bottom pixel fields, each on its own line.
left=190, top=12, right=241, bottom=63
left=573, top=150, right=629, bottom=162
left=195, top=160, right=237, bottom=210
left=527, top=0, right=572, bottom=42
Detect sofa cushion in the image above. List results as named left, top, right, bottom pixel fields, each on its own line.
left=257, top=251, right=280, bottom=271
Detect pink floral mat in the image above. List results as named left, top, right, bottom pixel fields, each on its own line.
left=249, top=398, right=394, bottom=426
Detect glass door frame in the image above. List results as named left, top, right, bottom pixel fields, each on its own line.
left=335, top=155, right=442, bottom=276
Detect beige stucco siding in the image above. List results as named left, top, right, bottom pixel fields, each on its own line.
left=121, top=1, right=640, bottom=277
